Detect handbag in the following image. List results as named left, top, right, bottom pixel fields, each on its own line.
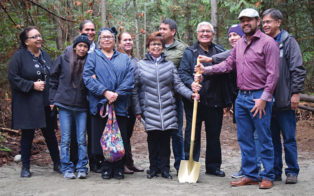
left=99, top=104, right=125, bottom=162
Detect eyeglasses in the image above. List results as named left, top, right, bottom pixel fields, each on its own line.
left=28, top=34, right=42, bottom=39
left=150, top=43, right=162, bottom=47
left=197, top=30, right=213, bottom=34
left=100, top=36, right=114, bottom=40
left=262, top=19, right=275, bottom=25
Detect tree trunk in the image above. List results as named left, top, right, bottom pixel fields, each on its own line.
left=307, top=0, right=314, bottom=31
left=54, top=17, right=63, bottom=50
left=101, top=0, right=107, bottom=27
left=133, top=0, right=141, bottom=58
left=67, top=0, right=75, bottom=43
left=143, top=0, right=147, bottom=57
left=185, top=1, right=193, bottom=45
left=211, top=0, right=218, bottom=43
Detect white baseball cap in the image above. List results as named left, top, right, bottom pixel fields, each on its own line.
left=238, top=8, right=260, bottom=19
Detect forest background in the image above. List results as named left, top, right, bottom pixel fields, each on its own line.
left=0, top=0, right=313, bottom=130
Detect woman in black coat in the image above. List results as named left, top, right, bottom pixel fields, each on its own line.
left=8, top=26, right=61, bottom=178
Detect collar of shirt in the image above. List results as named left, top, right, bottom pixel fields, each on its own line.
left=243, top=29, right=263, bottom=44
left=149, top=54, right=161, bottom=63
left=88, top=42, right=96, bottom=53
left=274, top=31, right=282, bottom=43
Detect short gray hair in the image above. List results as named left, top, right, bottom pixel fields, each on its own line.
left=262, top=8, right=283, bottom=21
left=196, top=22, right=215, bottom=33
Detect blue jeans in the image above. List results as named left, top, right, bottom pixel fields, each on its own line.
left=235, top=90, right=274, bottom=181
left=253, top=130, right=262, bottom=170
left=171, top=99, right=185, bottom=170
left=59, top=108, right=88, bottom=173
left=271, top=109, right=299, bottom=176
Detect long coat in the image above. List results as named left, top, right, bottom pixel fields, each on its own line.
left=132, top=53, right=193, bottom=131
left=8, top=47, right=52, bottom=129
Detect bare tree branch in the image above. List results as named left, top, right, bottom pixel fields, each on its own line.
left=25, top=0, right=75, bottom=23
left=0, top=1, right=21, bottom=28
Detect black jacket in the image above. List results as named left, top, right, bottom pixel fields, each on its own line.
left=179, top=42, right=233, bottom=108
left=8, top=47, right=52, bottom=129
left=273, top=30, right=306, bottom=110
left=49, top=49, right=88, bottom=109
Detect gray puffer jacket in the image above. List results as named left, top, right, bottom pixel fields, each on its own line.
left=132, top=53, right=193, bottom=131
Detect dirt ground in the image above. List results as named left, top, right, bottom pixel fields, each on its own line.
left=0, top=114, right=313, bottom=195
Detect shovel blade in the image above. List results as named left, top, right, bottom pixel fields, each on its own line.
left=178, top=160, right=201, bottom=183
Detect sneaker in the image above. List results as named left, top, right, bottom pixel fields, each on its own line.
left=20, top=167, right=31, bottom=178
left=286, top=174, right=297, bottom=184
left=77, top=171, right=87, bottom=179
left=231, top=170, right=244, bottom=179
left=64, top=171, right=76, bottom=179
left=274, top=175, right=282, bottom=181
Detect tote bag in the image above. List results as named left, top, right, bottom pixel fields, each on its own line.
left=100, top=104, right=125, bottom=162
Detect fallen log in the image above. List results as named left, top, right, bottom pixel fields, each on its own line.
left=0, top=127, right=19, bottom=134
left=300, top=94, right=314, bottom=102
left=298, top=105, right=314, bottom=112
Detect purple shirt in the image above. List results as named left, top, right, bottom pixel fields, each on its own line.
left=205, top=29, right=279, bottom=101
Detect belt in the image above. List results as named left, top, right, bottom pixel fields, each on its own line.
left=238, top=89, right=262, bottom=94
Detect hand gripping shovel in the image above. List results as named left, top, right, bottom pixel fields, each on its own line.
left=178, top=58, right=201, bottom=183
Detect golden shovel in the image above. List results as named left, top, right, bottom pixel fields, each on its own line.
left=178, top=58, right=201, bottom=183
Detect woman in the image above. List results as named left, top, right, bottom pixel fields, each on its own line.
left=132, top=32, right=199, bottom=180
left=117, top=32, right=143, bottom=174
left=83, top=27, right=134, bottom=180
left=49, top=34, right=90, bottom=179
left=8, top=26, right=61, bottom=178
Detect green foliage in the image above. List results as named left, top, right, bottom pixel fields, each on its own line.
left=0, top=0, right=313, bottom=94
left=0, top=132, right=11, bottom=152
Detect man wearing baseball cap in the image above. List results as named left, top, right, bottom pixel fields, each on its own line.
left=196, top=8, right=280, bottom=189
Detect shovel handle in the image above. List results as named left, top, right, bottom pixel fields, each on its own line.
left=189, top=58, right=201, bottom=161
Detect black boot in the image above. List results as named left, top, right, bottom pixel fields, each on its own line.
left=20, top=167, right=31, bottom=178
left=53, top=163, right=62, bottom=174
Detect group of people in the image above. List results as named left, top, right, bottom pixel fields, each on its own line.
left=8, top=7, right=305, bottom=189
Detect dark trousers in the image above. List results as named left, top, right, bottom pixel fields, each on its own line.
left=183, top=99, right=223, bottom=172
left=90, top=114, right=129, bottom=173
left=147, top=130, right=172, bottom=173
left=125, top=113, right=136, bottom=167
left=20, top=107, right=60, bottom=168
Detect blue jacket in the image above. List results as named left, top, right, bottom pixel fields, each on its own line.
left=83, top=49, right=134, bottom=116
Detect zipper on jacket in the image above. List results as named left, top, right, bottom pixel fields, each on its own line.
left=156, top=61, right=164, bottom=130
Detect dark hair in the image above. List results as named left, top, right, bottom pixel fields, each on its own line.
left=79, top=20, right=95, bottom=31
left=19, top=26, right=39, bottom=48
left=70, top=48, right=88, bottom=88
left=161, top=18, right=177, bottom=36
left=262, top=8, right=283, bottom=21
left=117, top=32, right=134, bottom=56
left=146, top=32, right=165, bottom=48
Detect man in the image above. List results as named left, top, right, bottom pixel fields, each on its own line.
left=65, top=20, right=96, bottom=53
left=179, top=21, right=232, bottom=177
left=197, top=8, right=280, bottom=189
left=262, top=8, right=306, bottom=184
left=159, top=18, right=187, bottom=172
